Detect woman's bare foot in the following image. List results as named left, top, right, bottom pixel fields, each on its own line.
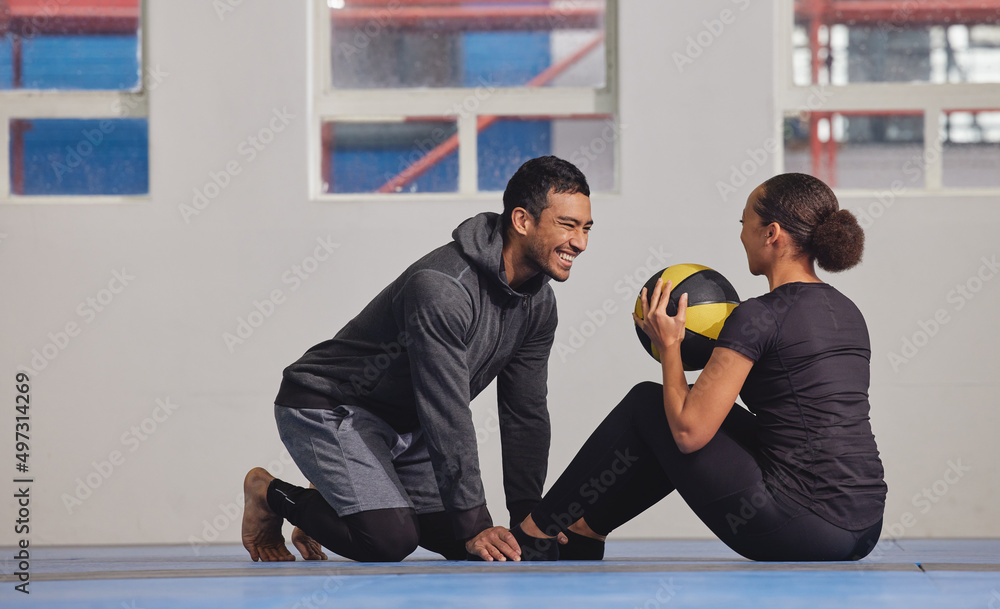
left=241, top=467, right=294, bottom=562
left=520, top=515, right=597, bottom=544
left=519, top=514, right=555, bottom=538
left=292, top=527, right=328, bottom=560
left=568, top=518, right=607, bottom=541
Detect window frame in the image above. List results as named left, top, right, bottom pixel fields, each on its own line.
left=308, top=0, right=619, bottom=201
left=0, top=0, right=150, bottom=204
left=775, top=0, right=1000, bottom=195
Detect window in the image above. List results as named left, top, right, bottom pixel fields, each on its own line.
left=942, top=110, right=1000, bottom=188
left=1, top=0, right=150, bottom=200
left=310, top=0, right=618, bottom=198
left=778, top=0, right=1000, bottom=191
left=785, top=111, right=925, bottom=189
left=323, top=118, right=460, bottom=194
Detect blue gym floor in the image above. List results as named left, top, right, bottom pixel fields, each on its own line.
left=2, top=539, right=998, bottom=608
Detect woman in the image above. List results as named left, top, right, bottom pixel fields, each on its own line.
left=501, top=173, right=886, bottom=562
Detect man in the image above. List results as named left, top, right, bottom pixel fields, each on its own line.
left=242, top=156, right=593, bottom=562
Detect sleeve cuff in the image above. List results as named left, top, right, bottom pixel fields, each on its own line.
left=450, top=505, right=493, bottom=540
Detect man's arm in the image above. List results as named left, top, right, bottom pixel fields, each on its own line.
left=397, top=270, right=493, bottom=540
left=497, top=297, right=557, bottom=526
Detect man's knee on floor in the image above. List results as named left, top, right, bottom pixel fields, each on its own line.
left=360, top=527, right=420, bottom=562
left=347, top=510, right=421, bottom=562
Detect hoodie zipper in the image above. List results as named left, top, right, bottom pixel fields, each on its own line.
left=471, top=293, right=527, bottom=384
left=476, top=307, right=507, bottom=382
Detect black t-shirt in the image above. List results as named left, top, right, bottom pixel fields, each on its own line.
left=716, top=282, right=887, bottom=530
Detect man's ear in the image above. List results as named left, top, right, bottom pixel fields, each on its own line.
left=510, top=207, right=532, bottom=237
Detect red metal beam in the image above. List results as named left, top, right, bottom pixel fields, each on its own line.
left=10, top=119, right=30, bottom=196
left=333, top=1, right=999, bottom=33
left=806, top=0, right=828, bottom=87
left=11, top=32, right=22, bottom=87
left=321, top=122, right=335, bottom=193
left=2, top=0, right=139, bottom=36
left=373, top=32, right=605, bottom=193
left=795, top=0, right=1000, bottom=26
left=810, top=112, right=824, bottom=182
left=826, top=128, right=837, bottom=188
left=826, top=110, right=1000, bottom=116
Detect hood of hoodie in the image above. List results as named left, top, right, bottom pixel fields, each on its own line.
left=452, top=212, right=551, bottom=297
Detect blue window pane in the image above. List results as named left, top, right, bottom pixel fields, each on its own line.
left=462, top=32, right=550, bottom=86
left=330, top=149, right=459, bottom=194
left=0, top=36, right=12, bottom=89
left=478, top=119, right=551, bottom=191
left=12, top=119, right=149, bottom=195
left=325, top=121, right=458, bottom=194
left=0, top=34, right=140, bottom=90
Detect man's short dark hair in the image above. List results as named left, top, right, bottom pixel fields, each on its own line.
left=502, top=156, right=590, bottom=233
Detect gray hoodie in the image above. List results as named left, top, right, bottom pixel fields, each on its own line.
left=276, top=212, right=557, bottom=538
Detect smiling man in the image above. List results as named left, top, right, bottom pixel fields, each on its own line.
left=242, top=156, right=593, bottom=563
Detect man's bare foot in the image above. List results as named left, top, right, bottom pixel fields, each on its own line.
left=241, top=467, right=295, bottom=562
left=292, top=527, right=328, bottom=560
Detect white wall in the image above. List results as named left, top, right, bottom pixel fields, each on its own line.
left=1, top=0, right=997, bottom=548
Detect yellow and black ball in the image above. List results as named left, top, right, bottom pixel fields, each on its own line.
left=634, top=264, right=740, bottom=370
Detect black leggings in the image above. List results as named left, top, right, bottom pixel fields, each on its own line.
left=266, top=480, right=467, bottom=562
left=531, top=382, right=882, bottom=562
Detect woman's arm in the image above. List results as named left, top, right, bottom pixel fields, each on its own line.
left=634, top=279, right=754, bottom=454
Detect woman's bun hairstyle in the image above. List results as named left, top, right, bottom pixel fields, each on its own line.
left=811, top=209, right=864, bottom=272
left=754, top=173, right=864, bottom=273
